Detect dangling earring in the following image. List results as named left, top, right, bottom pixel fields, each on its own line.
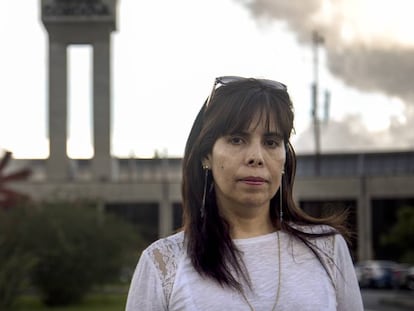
left=201, top=164, right=209, bottom=218
left=279, top=170, right=284, bottom=224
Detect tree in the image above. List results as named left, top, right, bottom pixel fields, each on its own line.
left=0, top=151, right=33, bottom=308
left=27, top=200, right=143, bottom=306
left=0, top=206, right=37, bottom=309
left=381, top=206, right=414, bottom=264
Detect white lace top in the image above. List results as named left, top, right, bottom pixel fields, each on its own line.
left=125, top=226, right=364, bottom=311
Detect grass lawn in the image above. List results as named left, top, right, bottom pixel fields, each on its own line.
left=13, top=292, right=127, bottom=311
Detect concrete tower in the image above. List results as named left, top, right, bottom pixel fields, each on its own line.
left=41, top=0, right=117, bottom=181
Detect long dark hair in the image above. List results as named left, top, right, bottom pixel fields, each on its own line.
left=181, top=78, right=348, bottom=291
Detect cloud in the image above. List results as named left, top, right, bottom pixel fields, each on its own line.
left=236, top=0, right=414, bottom=100
left=293, top=113, right=414, bottom=153
left=328, top=46, right=414, bottom=101
left=236, top=0, right=414, bottom=152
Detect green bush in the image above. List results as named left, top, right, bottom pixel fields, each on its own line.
left=24, top=200, right=142, bottom=307
left=0, top=207, right=37, bottom=309
left=381, top=205, right=414, bottom=264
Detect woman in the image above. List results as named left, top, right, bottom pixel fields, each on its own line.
left=126, top=77, right=364, bottom=310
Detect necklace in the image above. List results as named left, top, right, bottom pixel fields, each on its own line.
left=240, top=230, right=282, bottom=311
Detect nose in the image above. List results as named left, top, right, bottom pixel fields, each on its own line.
left=247, top=158, right=263, bottom=167
left=246, top=143, right=264, bottom=167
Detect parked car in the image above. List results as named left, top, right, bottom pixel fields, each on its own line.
left=392, top=263, right=411, bottom=289
left=406, top=266, right=414, bottom=290
left=355, top=260, right=400, bottom=289
left=395, top=265, right=414, bottom=290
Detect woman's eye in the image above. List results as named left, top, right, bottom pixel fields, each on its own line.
left=265, top=139, right=279, bottom=148
left=229, top=136, right=244, bottom=145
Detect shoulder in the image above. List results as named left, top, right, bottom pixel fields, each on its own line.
left=290, top=223, right=337, bottom=235
left=286, top=223, right=357, bottom=292
left=144, top=231, right=185, bottom=258
left=140, top=231, right=185, bottom=304
left=148, top=230, right=185, bottom=248
left=294, top=224, right=345, bottom=255
left=288, top=223, right=344, bottom=268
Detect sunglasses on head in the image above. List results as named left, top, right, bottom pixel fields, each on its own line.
left=205, top=76, right=287, bottom=108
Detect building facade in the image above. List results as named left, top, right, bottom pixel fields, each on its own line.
left=10, top=151, right=414, bottom=261
left=31, top=0, right=414, bottom=262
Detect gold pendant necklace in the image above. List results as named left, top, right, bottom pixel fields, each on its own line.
left=240, top=231, right=281, bottom=311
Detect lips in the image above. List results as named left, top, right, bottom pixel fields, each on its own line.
left=239, top=176, right=267, bottom=185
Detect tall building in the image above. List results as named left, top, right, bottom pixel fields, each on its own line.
left=41, top=0, right=115, bottom=181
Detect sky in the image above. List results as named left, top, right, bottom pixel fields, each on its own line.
left=0, top=0, right=413, bottom=159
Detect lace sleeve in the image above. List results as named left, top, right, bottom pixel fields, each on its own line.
left=125, top=232, right=184, bottom=311
left=145, top=233, right=184, bottom=303
left=312, top=230, right=336, bottom=281
left=296, top=224, right=336, bottom=280
left=125, top=250, right=167, bottom=311
left=334, top=234, right=364, bottom=311
left=307, top=227, right=364, bottom=310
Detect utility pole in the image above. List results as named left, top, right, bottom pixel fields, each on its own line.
left=324, top=90, right=331, bottom=124
left=311, top=31, right=324, bottom=175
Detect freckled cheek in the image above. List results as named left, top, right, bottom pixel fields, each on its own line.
left=211, top=160, right=225, bottom=171
left=211, top=161, right=233, bottom=185
left=276, top=151, right=286, bottom=169
left=267, top=152, right=285, bottom=169
left=211, top=152, right=228, bottom=171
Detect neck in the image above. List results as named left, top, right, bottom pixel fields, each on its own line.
left=224, top=210, right=275, bottom=239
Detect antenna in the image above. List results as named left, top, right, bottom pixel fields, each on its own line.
left=324, top=89, right=331, bottom=124
left=311, top=31, right=324, bottom=174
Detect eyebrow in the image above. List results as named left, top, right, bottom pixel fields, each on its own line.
left=229, top=131, right=283, bottom=139
left=263, top=132, right=283, bottom=139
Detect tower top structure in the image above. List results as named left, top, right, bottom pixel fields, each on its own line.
left=41, top=0, right=117, bottom=42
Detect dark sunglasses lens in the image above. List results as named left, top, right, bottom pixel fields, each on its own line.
left=216, top=76, right=244, bottom=85
left=217, top=76, right=286, bottom=91
left=261, top=79, right=287, bottom=90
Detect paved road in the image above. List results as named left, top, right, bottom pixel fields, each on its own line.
left=362, top=289, right=414, bottom=311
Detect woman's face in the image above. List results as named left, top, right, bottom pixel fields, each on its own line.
left=205, top=113, right=286, bottom=217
